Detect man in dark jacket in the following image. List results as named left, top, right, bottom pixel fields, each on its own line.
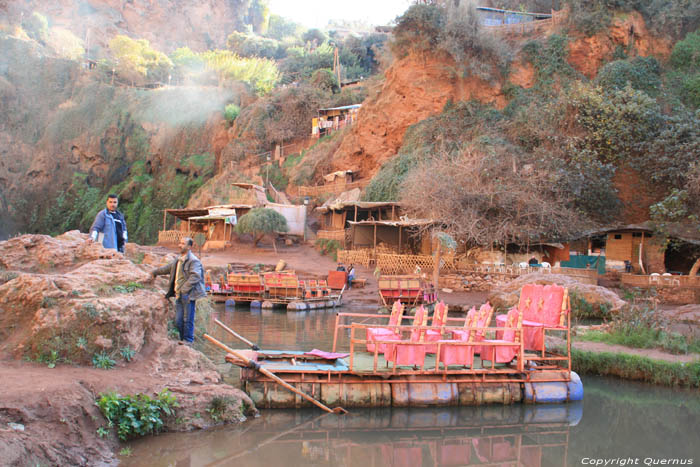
left=151, top=237, right=206, bottom=345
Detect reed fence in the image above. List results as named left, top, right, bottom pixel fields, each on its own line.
left=158, top=230, right=192, bottom=244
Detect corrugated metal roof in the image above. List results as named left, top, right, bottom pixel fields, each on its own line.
left=318, top=104, right=362, bottom=111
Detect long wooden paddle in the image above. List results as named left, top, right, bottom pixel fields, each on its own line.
left=203, top=333, right=348, bottom=415
left=214, top=318, right=260, bottom=350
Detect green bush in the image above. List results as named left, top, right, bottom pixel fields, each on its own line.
left=224, top=103, right=241, bottom=124
left=391, top=4, right=445, bottom=57
left=315, top=238, right=341, bottom=261
left=594, top=56, right=661, bottom=96
left=96, top=390, right=178, bottom=440
left=310, top=68, right=338, bottom=93
left=570, top=290, right=611, bottom=320
left=570, top=83, right=663, bottom=163
left=670, top=30, right=700, bottom=72
left=23, top=11, right=49, bottom=44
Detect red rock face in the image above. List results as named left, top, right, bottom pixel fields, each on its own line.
left=567, top=12, right=671, bottom=79
left=330, top=51, right=506, bottom=179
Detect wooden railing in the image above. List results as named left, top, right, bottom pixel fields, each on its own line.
left=483, top=9, right=566, bottom=35
left=158, top=230, right=193, bottom=244
left=621, top=273, right=700, bottom=288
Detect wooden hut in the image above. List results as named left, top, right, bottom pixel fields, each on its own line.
left=315, top=201, right=402, bottom=246
left=158, top=204, right=253, bottom=250
left=312, top=104, right=361, bottom=137
left=348, top=219, right=436, bottom=255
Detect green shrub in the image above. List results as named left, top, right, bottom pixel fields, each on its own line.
left=96, top=390, right=178, bottom=440
left=391, top=4, right=445, bottom=57
left=570, top=83, right=663, bottom=163
left=120, top=347, right=135, bottom=362
left=670, top=30, right=700, bottom=73
left=569, top=290, right=611, bottom=320
left=224, top=103, right=240, bottom=124
left=23, top=11, right=49, bottom=44
left=206, top=396, right=240, bottom=423
left=594, top=56, right=661, bottom=96
left=315, top=239, right=341, bottom=261
left=310, top=68, right=338, bottom=93
left=522, top=34, right=578, bottom=90
left=92, top=352, right=116, bottom=369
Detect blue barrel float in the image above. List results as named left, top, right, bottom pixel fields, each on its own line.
left=523, top=371, right=584, bottom=403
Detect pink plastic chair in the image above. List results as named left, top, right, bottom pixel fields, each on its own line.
left=451, top=303, right=493, bottom=349
left=436, top=307, right=478, bottom=368
left=424, top=301, right=449, bottom=352
left=495, top=284, right=568, bottom=351
left=384, top=305, right=429, bottom=367
left=480, top=306, right=522, bottom=365
left=366, top=301, right=404, bottom=353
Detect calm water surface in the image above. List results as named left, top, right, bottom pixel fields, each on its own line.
left=123, top=304, right=700, bottom=466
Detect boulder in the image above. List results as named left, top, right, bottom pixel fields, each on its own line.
left=488, top=273, right=626, bottom=313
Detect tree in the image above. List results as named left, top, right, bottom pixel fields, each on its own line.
left=235, top=208, right=288, bottom=252
left=23, top=11, right=49, bottom=44
left=108, top=35, right=173, bottom=86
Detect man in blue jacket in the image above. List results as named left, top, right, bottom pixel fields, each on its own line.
left=150, top=237, right=206, bottom=345
left=89, top=194, right=128, bottom=253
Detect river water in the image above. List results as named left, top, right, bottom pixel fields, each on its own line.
left=123, top=305, right=700, bottom=466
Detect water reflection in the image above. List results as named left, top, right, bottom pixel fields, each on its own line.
left=124, top=404, right=579, bottom=467
left=123, top=305, right=700, bottom=466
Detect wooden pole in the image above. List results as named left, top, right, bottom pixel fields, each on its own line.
left=162, top=210, right=166, bottom=231
left=215, top=318, right=259, bottom=350
left=373, top=224, right=377, bottom=256
left=398, top=226, right=402, bottom=255
left=354, top=205, right=358, bottom=222
left=433, top=240, right=441, bottom=291
left=203, top=334, right=347, bottom=414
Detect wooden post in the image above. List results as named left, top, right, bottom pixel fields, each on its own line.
left=354, top=205, right=358, bottom=222
left=398, top=226, right=402, bottom=255
left=188, top=219, right=191, bottom=234
left=391, top=205, right=395, bottom=220
left=433, top=240, right=441, bottom=291
left=639, top=232, right=646, bottom=274
left=162, top=210, right=166, bottom=231
left=373, top=224, right=377, bottom=256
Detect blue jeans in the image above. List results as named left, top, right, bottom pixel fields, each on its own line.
left=175, top=295, right=196, bottom=343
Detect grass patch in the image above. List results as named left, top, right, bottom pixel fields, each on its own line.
left=564, top=347, right=700, bottom=388
left=577, top=329, right=700, bottom=355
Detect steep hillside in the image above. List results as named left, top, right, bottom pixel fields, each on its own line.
left=331, top=3, right=699, bottom=246
left=4, top=0, right=255, bottom=53
left=0, top=36, right=230, bottom=242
